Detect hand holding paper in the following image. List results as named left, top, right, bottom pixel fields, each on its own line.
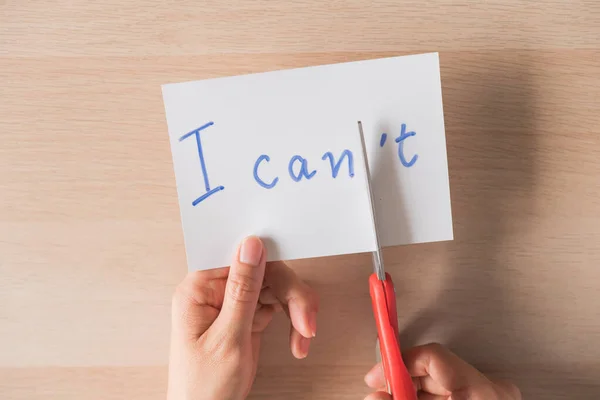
left=168, top=236, right=319, bottom=400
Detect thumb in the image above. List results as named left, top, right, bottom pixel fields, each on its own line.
left=215, top=236, right=266, bottom=338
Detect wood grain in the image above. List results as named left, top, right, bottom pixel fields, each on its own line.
left=1, top=1, right=599, bottom=399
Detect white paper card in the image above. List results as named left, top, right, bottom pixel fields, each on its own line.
left=162, top=52, right=453, bottom=271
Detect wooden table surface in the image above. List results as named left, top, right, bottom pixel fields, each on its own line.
left=1, top=1, right=599, bottom=399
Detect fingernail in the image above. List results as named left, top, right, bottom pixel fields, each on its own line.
left=364, top=365, right=378, bottom=385
left=309, top=311, right=317, bottom=337
left=239, top=236, right=263, bottom=266
left=299, top=336, right=311, bottom=358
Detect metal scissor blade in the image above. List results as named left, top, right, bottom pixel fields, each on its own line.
left=357, top=121, right=385, bottom=281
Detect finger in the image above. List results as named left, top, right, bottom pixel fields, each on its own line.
left=450, top=384, right=500, bottom=400
left=215, top=236, right=266, bottom=338
left=364, top=363, right=386, bottom=390
left=415, top=374, right=451, bottom=396
left=264, top=261, right=319, bottom=338
left=403, top=343, right=488, bottom=393
left=492, top=379, right=522, bottom=400
left=364, top=391, right=392, bottom=400
left=252, top=304, right=276, bottom=333
left=417, top=393, right=449, bottom=400
left=259, top=288, right=284, bottom=312
left=259, top=288, right=283, bottom=312
left=171, top=268, right=229, bottom=339
left=290, top=323, right=311, bottom=359
left=450, top=381, right=519, bottom=400
left=259, top=287, right=279, bottom=305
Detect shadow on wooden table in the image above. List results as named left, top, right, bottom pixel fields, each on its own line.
left=249, top=253, right=376, bottom=400
left=396, top=51, right=600, bottom=398
left=398, top=51, right=540, bottom=355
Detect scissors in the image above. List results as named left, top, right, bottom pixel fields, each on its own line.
left=358, top=121, right=417, bottom=400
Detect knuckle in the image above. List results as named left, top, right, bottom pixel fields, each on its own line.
left=291, top=283, right=317, bottom=305
left=465, top=385, right=501, bottom=400
left=171, top=295, right=194, bottom=326
left=171, top=281, right=192, bottom=309
left=494, top=381, right=522, bottom=400
left=296, top=287, right=319, bottom=313
left=307, top=285, right=320, bottom=309
left=418, top=342, right=448, bottom=362
left=227, top=273, right=260, bottom=304
left=511, top=383, right=522, bottom=400
left=171, top=272, right=207, bottom=305
left=423, top=342, right=445, bottom=353
left=513, top=385, right=523, bottom=400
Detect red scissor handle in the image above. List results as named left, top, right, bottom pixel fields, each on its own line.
left=369, top=273, right=417, bottom=400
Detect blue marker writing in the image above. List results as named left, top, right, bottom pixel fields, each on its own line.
left=253, top=154, right=279, bottom=189
left=288, top=155, right=317, bottom=182
left=179, top=121, right=224, bottom=206
left=380, top=133, right=388, bottom=147
left=321, top=150, right=355, bottom=178
left=395, top=123, right=418, bottom=167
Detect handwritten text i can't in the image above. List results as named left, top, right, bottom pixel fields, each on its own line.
left=178, top=122, right=418, bottom=206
